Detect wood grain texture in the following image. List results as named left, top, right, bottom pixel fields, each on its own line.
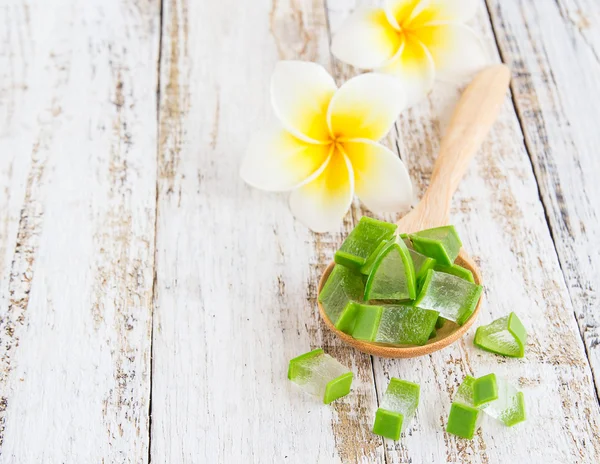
left=151, top=0, right=383, bottom=462
left=486, top=0, right=600, bottom=398
left=0, top=0, right=598, bottom=462
left=0, top=1, right=159, bottom=462
left=326, top=0, right=600, bottom=462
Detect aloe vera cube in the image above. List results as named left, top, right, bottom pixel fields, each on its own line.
left=434, top=263, right=474, bottom=283
left=372, top=378, right=420, bottom=439
left=474, top=312, right=527, bottom=358
left=415, top=270, right=482, bottom=326
left=482, top=377, right=526, bottom=427
left=335, top=217, right=397, bottom=272
left=352, top=304, right=384, bottom=341
left=288, top=349, right=353, bottom=404
left=473, top=373, right=498, bottom=407
left=435, top=317, right=446, bottom=329
left=446, top=403, right=481, bottom=439
left=375, top=305, right=439, bottom=346
left=364, top=239, right=416, bottom=301
left=409, top=225, right=462, bottom=265
left=318, top=265, right=364, bottom=325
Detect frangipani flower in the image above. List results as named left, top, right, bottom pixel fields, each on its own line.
left=241, top=61, right=412, bottom=232
left=331, top=0, right=487, bottom=105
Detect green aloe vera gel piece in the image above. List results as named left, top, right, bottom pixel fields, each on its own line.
left=372, top=378, right=420, bottom=440
left=429, top=328, right=437, bottom=340
left=352, top=304, right=384, bottom=341
left=434, top=263, right=474, bottom=283
left=415, top=270, right=483, bottom=326
left=335, top=217, right=397, bottom=273
left=481, top=377, right=526, bottom=427
left=446, top=403, right=481, bottom=439
left=435, top=317, right=446, bottom=329
left=318, top=265, right=364, bottom=326
left=474, top=312, right=527, bottom=357
left=288, top=349, right=353, bottom=404
left=409, top=249, right=436, bottom=283
left=375, top=305, right=439, bottom=346
left=364, top=239, right=416, bottom=301
left=409, top=225, right=462, bottom=265
left=473, top=373, right=498, bottom=407
left=454, top=375, right=476, bottom=406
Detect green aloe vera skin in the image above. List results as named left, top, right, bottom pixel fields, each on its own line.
left=474, top=312, right=527, bottom=357
left=375, top=305, right=439, bottom=346
left=409, top=225, right=462, bottom=266
left=446, top=403, right=481, bottom=439
left=318, top=265, right=364, bottom=326
left=415, top=270, right=483, bottom=326
left=334, top=217, right=397, bottom=273
left=372, top=378, right=420, bottom=440
left=364, top=239, right=416, bottom=301
left=473, top=373, right=498, bottom=407
left=335, top=302, right=383, bottom=341
left=288, top=349, right=353, bottom=404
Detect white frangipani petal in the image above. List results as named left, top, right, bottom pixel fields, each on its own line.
left=385, top=0, right=421, bottom=30
left=240, top=127, right=332, bottom=191
left=410, top=0, right=479, bottom=25
left=289, top=152, right=354, bottom=233
left=331, top=6, right=401, bottom=69
left=327, top=73, right=405, bottom=141
left=417, top=23, right=487, bottom=83
left=271, top=61, right=337, bottom=143
left=342, top=140, right=412, bottom=213
left=378, top=36, right=435, bottom=107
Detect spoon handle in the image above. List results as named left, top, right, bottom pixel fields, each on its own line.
left=421, top=64, right=511, bottom=225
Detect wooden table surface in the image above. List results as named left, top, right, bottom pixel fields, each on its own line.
left=1, top=0, right=600, bottom=462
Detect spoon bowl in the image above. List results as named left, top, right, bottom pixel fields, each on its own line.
left=318, top=250, right=482, bottom=358
left=317, top=64, right=511, bottom=358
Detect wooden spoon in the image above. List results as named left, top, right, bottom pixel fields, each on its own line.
left=318, top=64, right=511, bottom=358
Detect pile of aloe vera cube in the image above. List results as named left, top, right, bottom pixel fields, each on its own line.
left=318, top=217, right=483, bottom=346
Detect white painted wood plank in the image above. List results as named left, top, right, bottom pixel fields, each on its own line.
left=151, top=0, right=384, bottom=462
left=0, top=1, right=159, bottom=462
left=486, top=0, right=600, bottom=398
left=326, top=0, right=600, bottom=462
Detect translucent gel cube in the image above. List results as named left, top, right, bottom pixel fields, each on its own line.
left=409, top=225, right=462, bottom=265
left=447, top=376, right=483, bottom=439
left=415, top=270, right=483, bottom=326
left=375, top=305, right=439, bottom=346
left=482, top=377, right=526, bottom=427
left=288, top=349, right=353, bottom=404
left=372, top=378, right=420, bottom=440
left=474, top=312, right=527, bottom=358
left=335, top=217, right=397, bottom=273
left=318, top=265, right=364, bottom=325
left=364, top=240, right=416, bottom=301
